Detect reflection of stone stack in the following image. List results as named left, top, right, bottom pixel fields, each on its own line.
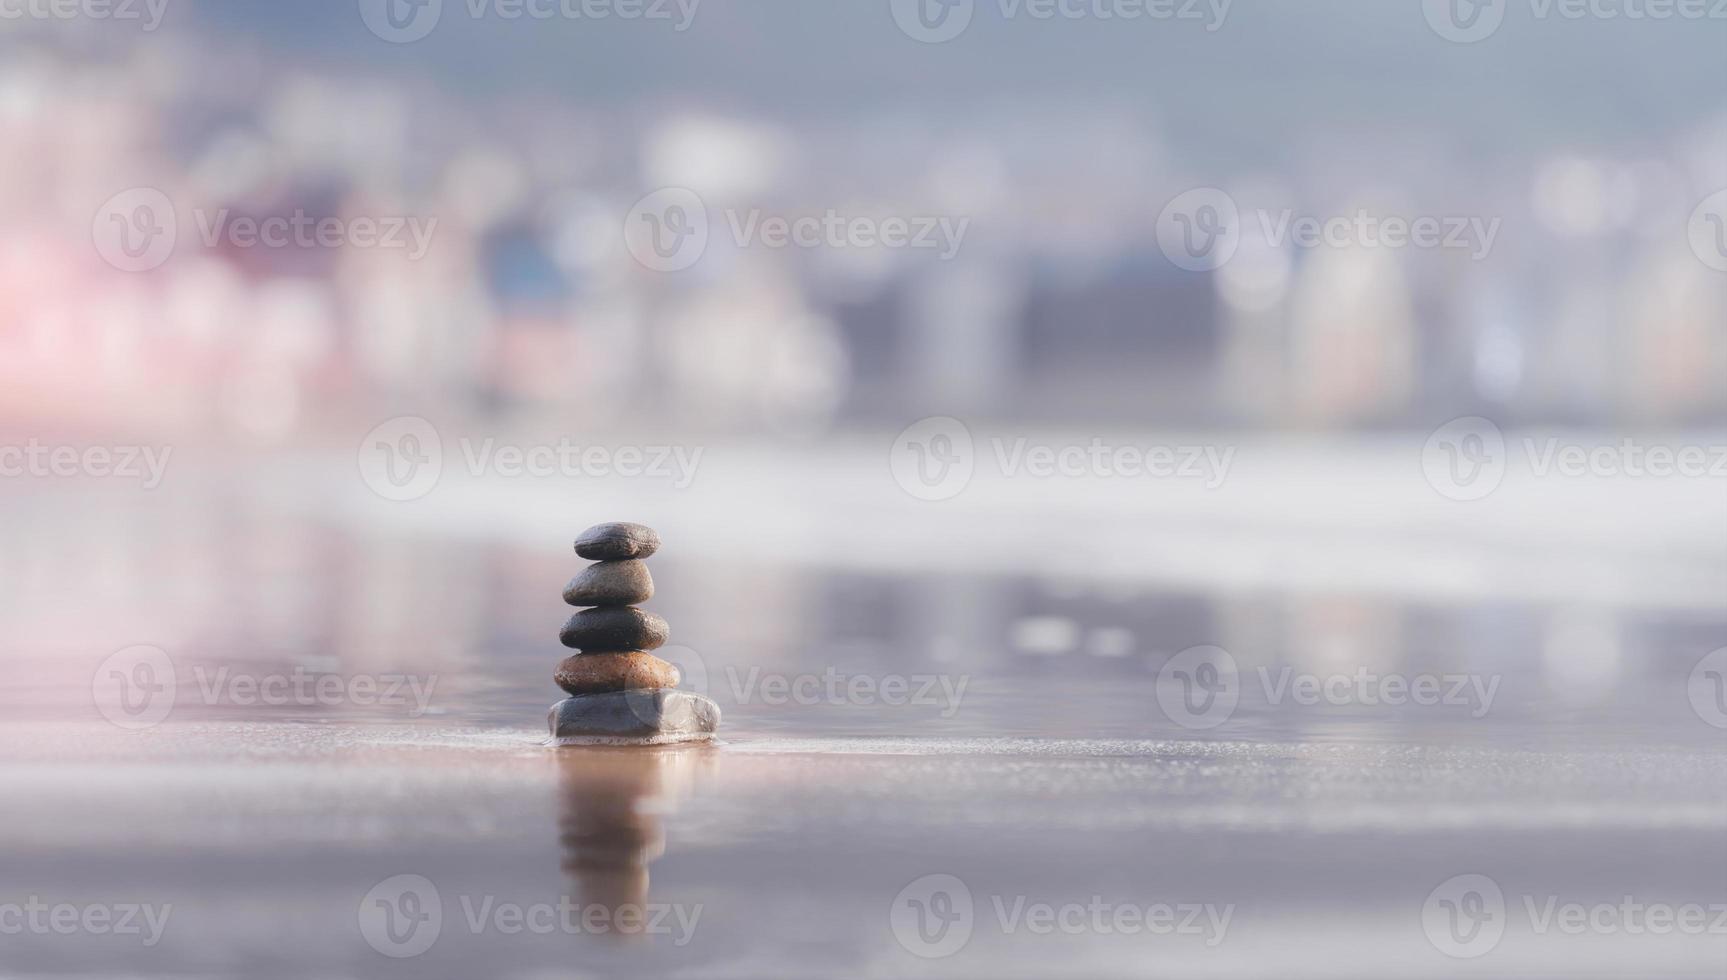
left=555, top=746, right=711, bottom=920
left=557, top=752, right=667, bottom=915
left=548, top=523, right=720, bottom=743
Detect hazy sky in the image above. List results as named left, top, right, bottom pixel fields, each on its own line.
left=162, top=0, right=1725, bottom=151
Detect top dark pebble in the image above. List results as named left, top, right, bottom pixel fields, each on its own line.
left=575, top=522, right=661, bottom=561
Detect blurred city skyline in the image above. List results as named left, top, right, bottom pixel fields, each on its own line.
left=0, top=1, right=1723, bottom=442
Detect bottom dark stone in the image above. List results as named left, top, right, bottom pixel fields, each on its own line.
left=548, top=690, right=721, bottom=744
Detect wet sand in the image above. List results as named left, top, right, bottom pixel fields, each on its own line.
left=1, top=445, right=1723, bottom=977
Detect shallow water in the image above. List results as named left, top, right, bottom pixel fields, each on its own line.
left=1, top=450, right=1723, bottom=978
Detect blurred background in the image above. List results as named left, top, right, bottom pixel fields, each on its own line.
left=0, top=1, right=1722, bottom=433
left=0, top=2, right=1724, bottom=978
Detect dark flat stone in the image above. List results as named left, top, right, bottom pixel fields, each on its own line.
left=559, top=607, right=669, bottom=651
left=548, top=690, right=720, bottom=743
left=575, top=522, right=661, bottom=561
left=563, top=559, right=654, bottom=607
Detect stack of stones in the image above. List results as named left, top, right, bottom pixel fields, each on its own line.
left=556, top=522, right=677, bottom=696
left=549, top=522, right=719, bottom=742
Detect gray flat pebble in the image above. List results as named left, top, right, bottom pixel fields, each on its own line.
left=548, top=690, right=720, bottom=743
left=563, top=559, right=654, bottom=606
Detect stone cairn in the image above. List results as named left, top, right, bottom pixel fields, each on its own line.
left=549, top=522, right=719, bottom=742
